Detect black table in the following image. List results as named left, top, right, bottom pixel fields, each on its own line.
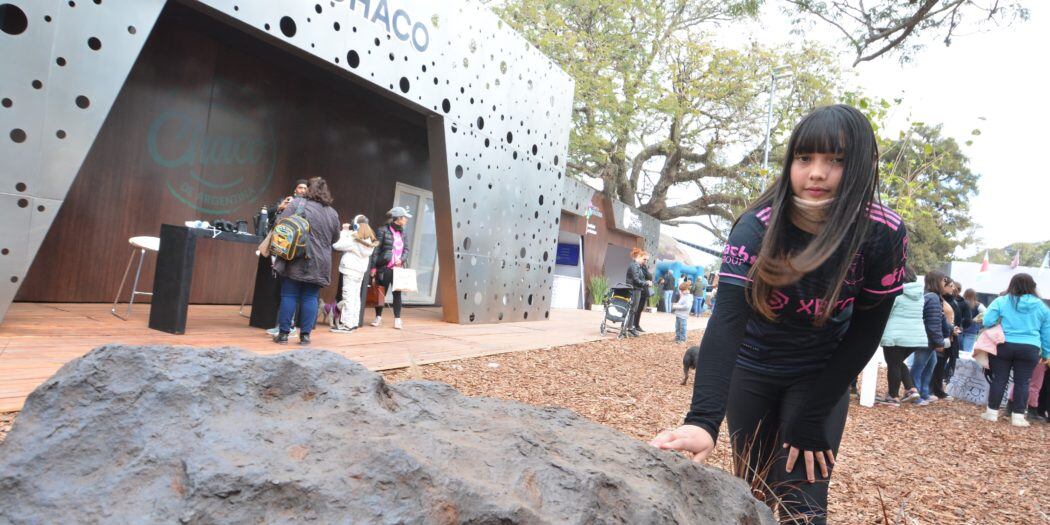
left=149, top=224, right=268, bottom=334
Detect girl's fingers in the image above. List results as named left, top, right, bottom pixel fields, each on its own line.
left=804, top=451, right=816, bottom=483
left=825, top=449, right=836, bottom=467
left=784, top=445, right=798, bottom=473
left=814, top=450, right=829, bottom=479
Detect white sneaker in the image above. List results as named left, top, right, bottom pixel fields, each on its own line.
left=1010, top=413, right=1030, bottom=427
left=981, top=408, right=999, bottom=422
left=370, top=316, right=382, bottom=327
left=393, top=318, right=403, bottom=330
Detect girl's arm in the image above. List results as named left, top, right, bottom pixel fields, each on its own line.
left=1040, top=306, right=1050, bottom=359
left=332, top=229, right=354, bottom=251
left=781, top=299, right=895, bottom=450
left=922, top=294, right=943, bottom=347
left=683, top=284, right=750, bottom=442
left=983, top=298, right=1001, bottom=327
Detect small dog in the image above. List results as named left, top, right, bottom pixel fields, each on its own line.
left=681, top=345, right=699, bottom=385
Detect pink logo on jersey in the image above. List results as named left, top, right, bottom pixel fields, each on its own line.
left=723, top=243, right=752, bottom=266
left=768, top=290, right=789, bottom=311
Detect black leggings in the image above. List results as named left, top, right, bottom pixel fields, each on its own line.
left=727, top=367, right=850, bottom=525
left=988, top=342, right=1040, bottom=413
left=883, top=346, right=918, bottom=398
left=374, top=266, right=402, bottom=318
left=632, top=291, right=647, bottom=329
left=930, top=352, right=949, bottom=397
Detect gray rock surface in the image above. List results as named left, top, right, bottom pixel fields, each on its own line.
left=0, top=345, right=774, bottom=524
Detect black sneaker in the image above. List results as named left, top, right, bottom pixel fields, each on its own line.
left=299, top=333, right=311, bottom=346
left=273, top=332, right=289, bottom=344
left=635, top=326, right=646, bottom=333
left=627, top=329, right=640, bottom=337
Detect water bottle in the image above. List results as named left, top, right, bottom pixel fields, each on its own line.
left=258, top=206, right=269, bottom=234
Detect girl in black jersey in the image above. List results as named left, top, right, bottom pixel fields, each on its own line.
left=650, top=105, right=908, bottom=524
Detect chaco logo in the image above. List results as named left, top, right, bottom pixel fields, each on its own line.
left=147, top=106, right=276, bottom=215
left=343, top=0, right=431, bottom=52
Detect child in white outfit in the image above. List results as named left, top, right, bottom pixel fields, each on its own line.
left=331, top=218, right=377, bottom=332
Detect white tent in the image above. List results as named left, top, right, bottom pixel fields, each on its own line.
left=945, top=260, right=1050, bottom=295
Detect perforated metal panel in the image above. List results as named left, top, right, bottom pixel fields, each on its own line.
left=0, top=0, right=574, bottom=324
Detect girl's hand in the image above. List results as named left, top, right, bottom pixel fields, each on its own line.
left=783, top=443, right=836, bottom=483
left=648, top=425, right=715, bottom=463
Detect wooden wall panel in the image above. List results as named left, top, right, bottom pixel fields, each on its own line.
left=17, top=3, right=431, bottom=304
left=559, top=195, right=645, bottom=303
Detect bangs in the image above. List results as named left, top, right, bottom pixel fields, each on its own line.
left=790, top=109, right=848, bottom=156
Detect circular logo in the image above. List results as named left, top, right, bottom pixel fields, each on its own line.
left=147, top=105, right=276, bottom=215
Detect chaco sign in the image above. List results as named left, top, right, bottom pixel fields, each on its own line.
left=342, top=0, right=431, bottom=52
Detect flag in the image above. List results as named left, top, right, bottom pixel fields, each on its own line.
left=1039, top=251, right=1049, bottom=276
left=1010, top=249, right=1020, bottom=269
left=979, top=251, right=989, bottom=273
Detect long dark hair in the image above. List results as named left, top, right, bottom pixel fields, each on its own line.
left=1005, top=273, right=1040, bottom=305
left=924, top=270, right=947, bottom=294
left=305, top=176, right=334, bottom=206
left=744, top=105, right=883, bottom=324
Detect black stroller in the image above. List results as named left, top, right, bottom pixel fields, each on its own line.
left=600, top=284, right=636, bottom=338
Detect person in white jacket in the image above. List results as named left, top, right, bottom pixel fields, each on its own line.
left=331, top=218, right=377, bottom=332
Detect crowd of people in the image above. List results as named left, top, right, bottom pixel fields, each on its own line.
left=876, top=268, right=1050, bottom=427
left=623, top=251, right=715, bottom=341
left=260, top=177, right=415, bottom=345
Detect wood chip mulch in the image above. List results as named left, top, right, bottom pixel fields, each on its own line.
left=382, top=330, right=1050, bottom=525
left=1, top=332, right=1046, bottom=524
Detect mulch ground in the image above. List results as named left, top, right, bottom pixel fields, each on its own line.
left=2, top=331, right=1046, bottom=524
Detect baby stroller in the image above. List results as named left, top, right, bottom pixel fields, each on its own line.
left=600, top=284, right=635, bottom=339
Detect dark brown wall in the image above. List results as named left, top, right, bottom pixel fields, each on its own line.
left=559, top=194, right=644, bottom=302
left=17, top=3, right=431, bottom=304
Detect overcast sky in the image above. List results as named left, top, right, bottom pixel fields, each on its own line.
left=667, top=2, right=1049, bottom=267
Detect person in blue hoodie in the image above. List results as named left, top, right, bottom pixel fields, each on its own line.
left=878, top=267, right=926, bottom=405
left=980, top=273, right=1050, bottom=427
left=912, top=270, right=952, bottom=405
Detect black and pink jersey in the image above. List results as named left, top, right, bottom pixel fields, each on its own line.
left=718, top=203, right=908, bottom=376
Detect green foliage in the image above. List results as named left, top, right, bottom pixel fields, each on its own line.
left=967, top=242, right=1050, bottom=267
left=494, top=0, right=841, bottom=227
left=587, top=275, right=610, bottom=306
left=647, top=291, right=660, bottom=308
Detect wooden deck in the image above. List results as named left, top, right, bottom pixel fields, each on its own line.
left=0, top=303, right=687, bottom=412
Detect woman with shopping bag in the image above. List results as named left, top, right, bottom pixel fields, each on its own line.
left=369, top=207, right=413, bottom=330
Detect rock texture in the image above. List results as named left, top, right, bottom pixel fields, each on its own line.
left=0, top=345, right=773, bottom=524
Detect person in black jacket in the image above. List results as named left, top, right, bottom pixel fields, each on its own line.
left=635, top=257, right=654, bottom=332
left=944, top=281, right=971, bottom=384
left=650, top=105, right=908, bottom=524
left=369, top=207, right=412, bottom=329
left=625, top=248, right=652, bottom=337
left=912, top=271, right=952, bottom=405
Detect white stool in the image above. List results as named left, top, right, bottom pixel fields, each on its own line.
left=111, top=236, right=160, bottom=320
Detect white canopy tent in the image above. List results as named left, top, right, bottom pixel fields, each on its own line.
left=945, top=261, right=1050, bottom=297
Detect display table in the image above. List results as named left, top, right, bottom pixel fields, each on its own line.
left=148, top=224, right=266, bottom=334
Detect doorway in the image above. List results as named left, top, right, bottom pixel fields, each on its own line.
left=392, top=183, right=439, bottom=304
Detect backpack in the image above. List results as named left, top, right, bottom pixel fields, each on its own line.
left=269, top=199, right=311, bottom=261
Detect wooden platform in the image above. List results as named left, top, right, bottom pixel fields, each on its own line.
left=0, top=303, right=689, bottom=412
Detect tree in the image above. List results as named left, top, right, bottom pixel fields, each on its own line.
left=494, top=0, right=842, bottom=235
left=967, top=241, right=1050, bottom=267
left=871, top=113, right=980, bottom=273
left=784, top=0, right=1030, bottom=66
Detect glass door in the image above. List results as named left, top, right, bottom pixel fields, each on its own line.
left=393, top=183, right=439, bottom=304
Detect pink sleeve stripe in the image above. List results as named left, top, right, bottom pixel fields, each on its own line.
left=868, top=215, right=899, bottom=231
left=719, top=272, right=753, bottom=282
left=862, top=284, right=905, bottom=295
left=869, top=204, right=902, bottom=222
left=868, top=209, right=901, bottom=225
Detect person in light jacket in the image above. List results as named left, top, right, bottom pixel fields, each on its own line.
left=980, top=273, right=1050, bottom=427
left=331, top=218, right=377, bottom=332
left=877, top=267, right=925, bottom=405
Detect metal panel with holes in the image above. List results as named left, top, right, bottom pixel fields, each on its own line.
left=0, top=0, right=574, bottom=324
